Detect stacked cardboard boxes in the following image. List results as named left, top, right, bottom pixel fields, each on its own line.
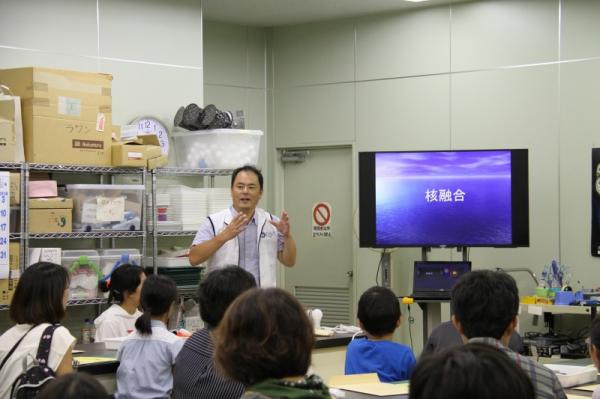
left=0, top=242, right=20, bottom=305
left=0, top=67, right=113, bottom=166
left=112, top=134, right=167, bottom=169
left=29, top=197, right=73, bottom=233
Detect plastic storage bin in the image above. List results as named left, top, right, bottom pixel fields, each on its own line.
left=61, top=250, right=102, bottom=300
left=99, top=249, right=142, bottom=279
left=172, top=129, right=262, bottom=169
left=65, top=184, right=145, bottom=231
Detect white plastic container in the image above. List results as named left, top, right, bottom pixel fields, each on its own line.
left=65, top=184, right=145, bottom=231
left=172, top=129, right=262, bottom=169
left=545, top=364, right=597, bottom=388
left=99, top=249, right=142, bottom=279
left=61, top=250, right=101, bottom=300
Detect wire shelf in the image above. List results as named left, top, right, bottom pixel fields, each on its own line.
left=0, top=162, right=24, bottom=170
left=153, top=230, right=197, bottom=237
left=9, top=233, right=21, bottom=240
left=28, top=163, right=145, bottom=174
left=67, top=298, right=109, bottom=306
left=153, top=167, right=232, bottom=176
left=29, top=231, right=145, bottom=239
left=0, top=297, right=109, bottom=311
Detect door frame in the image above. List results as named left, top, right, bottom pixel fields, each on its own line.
left=272, top=143, right=358, bottom=318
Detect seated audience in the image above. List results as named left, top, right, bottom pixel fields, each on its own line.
left=422, top=320, right=525, bottom=356
left=215, top=288, right=332, bottom=399
left=115, top=275, right=183, bottom=399
left=587, top=315, right=600, bottom=399
left=0, top=262, right=75, bottom=399
left=410, top=342, right=535, bottom=399
left=450, top=270, right=566, bottom=399
left=173, top=266, right=257, bottom=399
left=95, top=264, right=146, bottom=342
left=345, top=286, right=416, bottom=382
left=39, top=372, right=109, bottom=399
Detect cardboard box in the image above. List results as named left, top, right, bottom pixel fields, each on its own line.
left=112, top=134, right=163, bottom=167
left=10, top=172, right=19, bottom=205
left=147, top=154, right=168, bottom=170
left=0, top=242, right=20, bottom=306
left=28, top=197, right=73, bottom=233
left=0, top=67, right=113, bottom=165
left=28, top=180, right=58, bottom=198
left=29, top=197, right=73, bottom=209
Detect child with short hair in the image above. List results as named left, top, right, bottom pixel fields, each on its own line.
left=587, top=316, right=600, bottom=399
left=345, top=286, right=416, bottom=382
left=115, top=275, right=183, bottom=399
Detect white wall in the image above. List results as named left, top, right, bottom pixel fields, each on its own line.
left=269, top=0, right=600, bottom=353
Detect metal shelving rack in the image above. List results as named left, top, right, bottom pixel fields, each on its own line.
left=149, top=167, right=232, bottom=275
left=26, top=162, right=147, bottom=268
left=0, top=162, right=147, bottom=311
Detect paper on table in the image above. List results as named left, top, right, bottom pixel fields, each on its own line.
left=329, top=373, right=409, bottom=396
left=74, top=356, right=116, bottom=365
left=567, top=395, right=592, bottom=399
left=573, top=382, right=599, bottom=392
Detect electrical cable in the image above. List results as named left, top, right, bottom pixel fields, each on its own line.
left=407, top=304, right=414, bottom=351
left=375, top=249, right=386, bottom=286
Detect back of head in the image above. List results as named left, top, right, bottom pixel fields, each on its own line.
left=10, top=262, right=69, bottom=324
left=410, top=343, right=534, bottom=399
left=215, top=288, right=314, bottom=386
left=135, top=274, right=177, bottom=335
left=98, top=264, right=143, bottom=304
left=358, top=286, right=400, bottom=337
left=198, top=265, right=257, bottom=327
left=39, top=373, right=109, bottom=399
left=590, top=315, right=600, bottom=353
left=450, top=270, right=519, bottom=340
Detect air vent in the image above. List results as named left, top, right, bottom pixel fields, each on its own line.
left=295, top=286, right=351, bottom=327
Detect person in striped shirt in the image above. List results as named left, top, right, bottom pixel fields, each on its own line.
left=173, top=266, right=257, bottom=399
left=450, top=270, right=566, bottom=399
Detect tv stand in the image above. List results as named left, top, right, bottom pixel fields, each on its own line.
left=420, top=246, right=469, bottom=262
left=416, top=246, right=469, bottom=345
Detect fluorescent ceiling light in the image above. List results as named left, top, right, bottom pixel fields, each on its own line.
left=404, top=0, right=430, bottom=2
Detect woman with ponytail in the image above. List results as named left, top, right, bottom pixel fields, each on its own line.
left=115, top=275, right=183, bottom=399
left=94, top=264, right=146, bottom=342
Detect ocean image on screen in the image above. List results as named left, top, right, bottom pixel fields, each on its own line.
left=375, top=151, right=512, bottom=246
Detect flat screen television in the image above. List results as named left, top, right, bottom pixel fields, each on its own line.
left=359, top=149, right=529, bottom=248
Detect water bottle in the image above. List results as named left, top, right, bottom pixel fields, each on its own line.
left=81, top=318, right=94, bottom=344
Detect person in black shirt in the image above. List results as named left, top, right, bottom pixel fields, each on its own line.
left=172, top=266, right=256, bottom=399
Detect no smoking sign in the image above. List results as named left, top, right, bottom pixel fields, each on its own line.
left=312, top=202, right=332, bottom=238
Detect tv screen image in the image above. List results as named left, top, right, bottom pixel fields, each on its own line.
left=359, top=149, right=529, bottom=248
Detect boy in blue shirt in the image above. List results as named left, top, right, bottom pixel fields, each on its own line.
left=345, top=286, right=416, bottom=382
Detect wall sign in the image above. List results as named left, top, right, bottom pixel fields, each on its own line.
left=312, top=202, right=332, bottom=238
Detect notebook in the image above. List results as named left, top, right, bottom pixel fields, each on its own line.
left=411, top=261, right=472, bottom=300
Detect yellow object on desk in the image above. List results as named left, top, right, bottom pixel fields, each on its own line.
left=329, top=373, right=409, bottom=396
left=74, top=356, right=117, bottom=365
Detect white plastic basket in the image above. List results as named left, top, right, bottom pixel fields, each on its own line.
left=172, top=129, right=262, bottom=169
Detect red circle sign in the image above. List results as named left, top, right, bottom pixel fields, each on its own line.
left=313, top=203, right=331, bottom=227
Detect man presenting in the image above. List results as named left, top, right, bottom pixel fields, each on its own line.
left=189, top=165, right=296, bottom=287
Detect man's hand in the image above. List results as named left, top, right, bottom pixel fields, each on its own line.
left=219, top=213, right=249, bottom=242
left=270, top=211, right=291, bottom=237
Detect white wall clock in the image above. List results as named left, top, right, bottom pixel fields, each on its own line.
left=130, top=116, right=170, bottom=155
